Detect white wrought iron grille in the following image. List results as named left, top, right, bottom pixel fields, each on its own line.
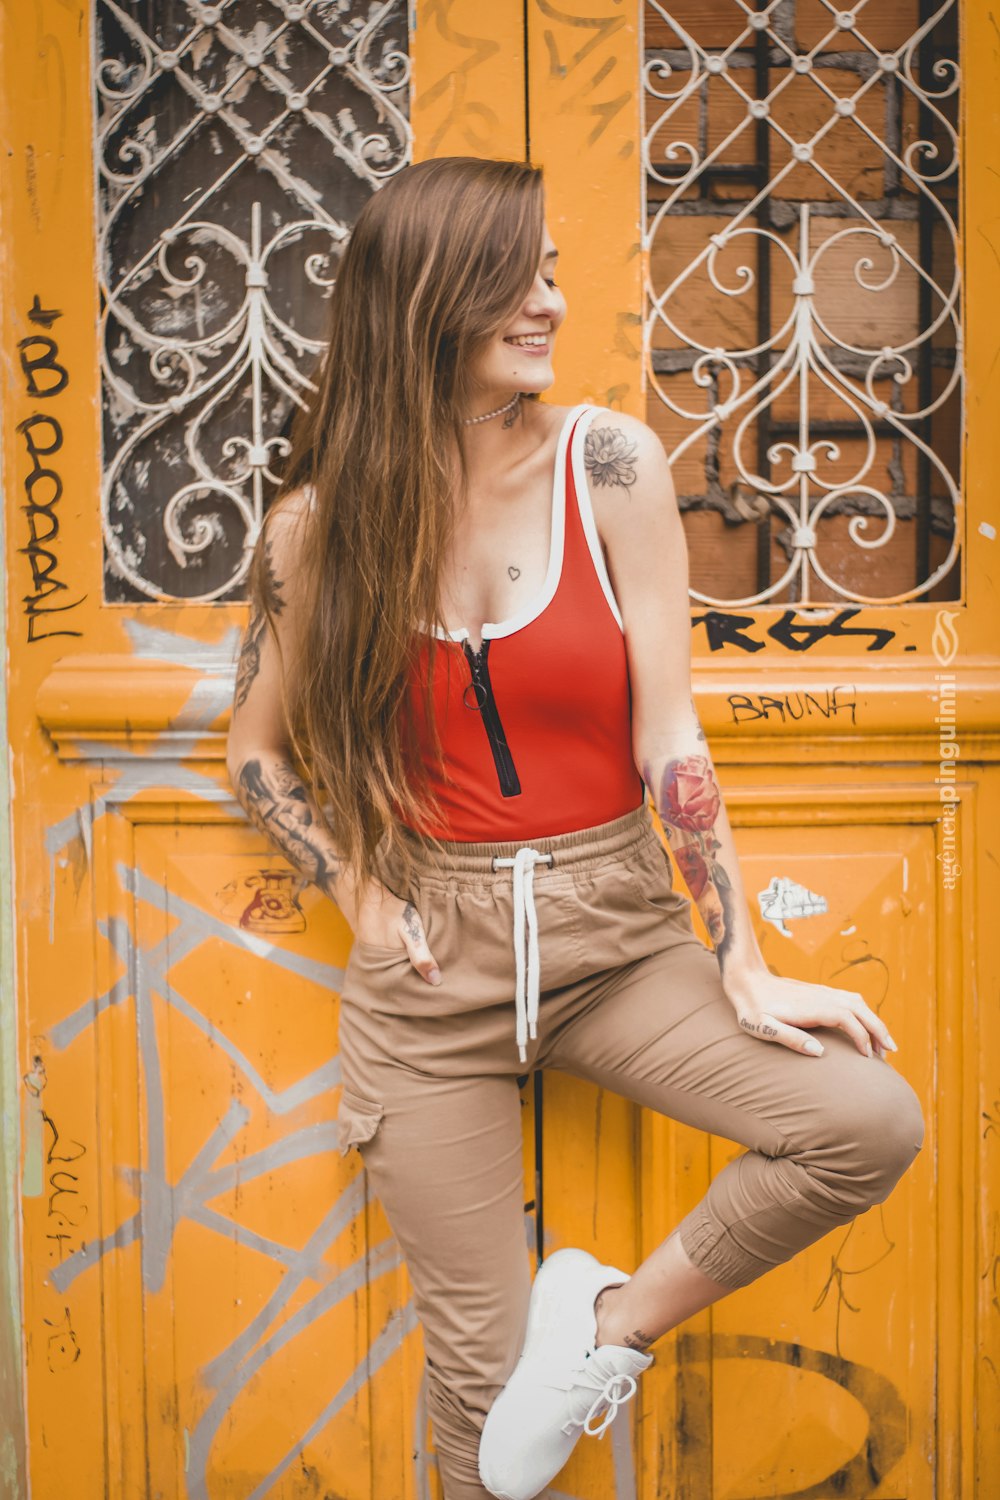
left=96, top=0, right=411, bottom=603
left=641, top=0, right=961, bottom=607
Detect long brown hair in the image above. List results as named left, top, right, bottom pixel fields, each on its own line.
left=249, top=156, right=547, bottom=891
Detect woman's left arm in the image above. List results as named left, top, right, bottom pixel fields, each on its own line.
left=587, top=412, right=897, bottom=1062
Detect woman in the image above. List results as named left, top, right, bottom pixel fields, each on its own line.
left=226, top=156, right=923, bottom=1500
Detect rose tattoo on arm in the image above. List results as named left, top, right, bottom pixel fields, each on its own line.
left=646, top=752, right=740, bottom=972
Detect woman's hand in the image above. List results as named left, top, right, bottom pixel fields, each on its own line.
left=723, top=968, right=898, bottom=1059
left=348, top=878, right=442, bottom=986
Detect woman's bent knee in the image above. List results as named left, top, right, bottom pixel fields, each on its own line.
left=845, top=1063, right=924, bottom=1205
left=804, top=1058, right=924, bottom=1215
left=882, top=1073, right=924, bottom=1187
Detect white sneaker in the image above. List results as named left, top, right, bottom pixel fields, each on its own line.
left=478, top=1247, right=654, bottom=1500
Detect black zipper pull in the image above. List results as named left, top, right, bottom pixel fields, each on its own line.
left=463, top=644, right=489, bottom=711
left=461, top=638, right=522, bottom=798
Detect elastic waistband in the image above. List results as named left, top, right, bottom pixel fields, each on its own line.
left=394, top=797, right=655, bottom=880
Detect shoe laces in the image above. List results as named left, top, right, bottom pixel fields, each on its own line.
left=560, top=1355, right=641, bottom=1441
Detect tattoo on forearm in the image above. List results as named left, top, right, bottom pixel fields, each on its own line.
left=233, top=539, right=287, bottom=712
left=642, top=751, right=739, bottom=971
left=584, top=425, right=638, bottom=491
left=236, top=756, right=342, bottom=899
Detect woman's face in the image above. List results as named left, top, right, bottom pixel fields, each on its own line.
left=468, top=223, right=566, bottom=405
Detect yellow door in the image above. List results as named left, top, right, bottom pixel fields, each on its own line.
left=1, top=3, right=996, bottom=1498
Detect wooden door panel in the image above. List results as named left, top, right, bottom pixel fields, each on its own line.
left=705, top=823, right=939, bottom=1500
left=75, top=800, right=390, bottom=1498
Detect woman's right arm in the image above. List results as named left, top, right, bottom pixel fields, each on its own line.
left=225, top=494, right=442, bottom=982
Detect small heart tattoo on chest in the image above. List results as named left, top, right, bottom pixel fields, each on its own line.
left=508, top=566, right=521, bottom=581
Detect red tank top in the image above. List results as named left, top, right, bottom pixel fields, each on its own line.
left=399, top=403, right=645, bottom=840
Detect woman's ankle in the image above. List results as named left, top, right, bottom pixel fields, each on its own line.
left=593, top=1281, right=652, bottom=1351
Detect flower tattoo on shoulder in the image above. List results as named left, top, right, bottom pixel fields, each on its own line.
left=584, top=425, right=639, bottom=491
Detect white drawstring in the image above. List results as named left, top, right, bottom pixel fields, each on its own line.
left=491, top=847, right=554, bottom=1062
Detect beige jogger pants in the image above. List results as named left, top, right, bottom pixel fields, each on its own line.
left=336, top=801, right=924, bottom=1499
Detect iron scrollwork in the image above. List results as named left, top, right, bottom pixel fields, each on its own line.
left=96, top=0, right=412, bottom=602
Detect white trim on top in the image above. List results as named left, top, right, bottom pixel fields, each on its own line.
left=568, top=405, right=626, bottom=632
left=426, top=401, right=594, bottom=645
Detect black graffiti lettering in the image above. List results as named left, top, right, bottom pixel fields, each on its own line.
left=15, top=305, right=86, bottom=641
left=27, top=294, right=64, bottom=330
left=830, top=685, right=858, bottom=722
left=42, top=1112, right=88, bottom=1263
left=768, top=607, right=895, bottom=652
left=759, top=693, right=789, bottom=720
left=43, top=1305, right=81, bottom=1367
left=694, top=607, right=895, bottom=654
left=728, top=693, right=763, bottom=723
left=19, top=411, right=62, bottom=461
left=728, top=686, right=859, bottom=726
left=23, top=465, right=62, bottom=508
left=22, top=547, right=66, bottom=595
left=18, top=334, right=69, bottom=398
left=691, top=610, right=766, bottom=653
left=46, top=1126, right=85, bottom=1165
left=22, top=504, right=59, bottom=548
left=48, top=1169, right=87, bottom=1230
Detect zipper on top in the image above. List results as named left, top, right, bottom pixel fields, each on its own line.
left=461, top=638, right=522, bottom=798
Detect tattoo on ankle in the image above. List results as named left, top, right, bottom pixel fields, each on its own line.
left=624, top=1329, right=655, bottom=1351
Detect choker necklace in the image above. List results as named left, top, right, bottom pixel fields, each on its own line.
left=462, top=392, right=521, bottom=426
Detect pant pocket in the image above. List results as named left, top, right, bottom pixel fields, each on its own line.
left=337, top=1088, right=385, bottom=1156
left=627, top=833, right=678, bottom=906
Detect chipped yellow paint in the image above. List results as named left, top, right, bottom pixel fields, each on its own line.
left=529, top=0, right=644, bottom=418
left=411, top=0, right=528, bottom=162
left=1, top=3, right=998, bottom=1499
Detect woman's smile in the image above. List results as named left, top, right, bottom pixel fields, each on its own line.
left=503, top=332, right=552, bottom=357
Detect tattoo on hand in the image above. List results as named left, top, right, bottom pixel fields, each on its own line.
left=584, top=425, right=638, bottom=491
left=740, top=1016, right=778, bottom=1039
left=401, top=900, right=422, bottom=944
